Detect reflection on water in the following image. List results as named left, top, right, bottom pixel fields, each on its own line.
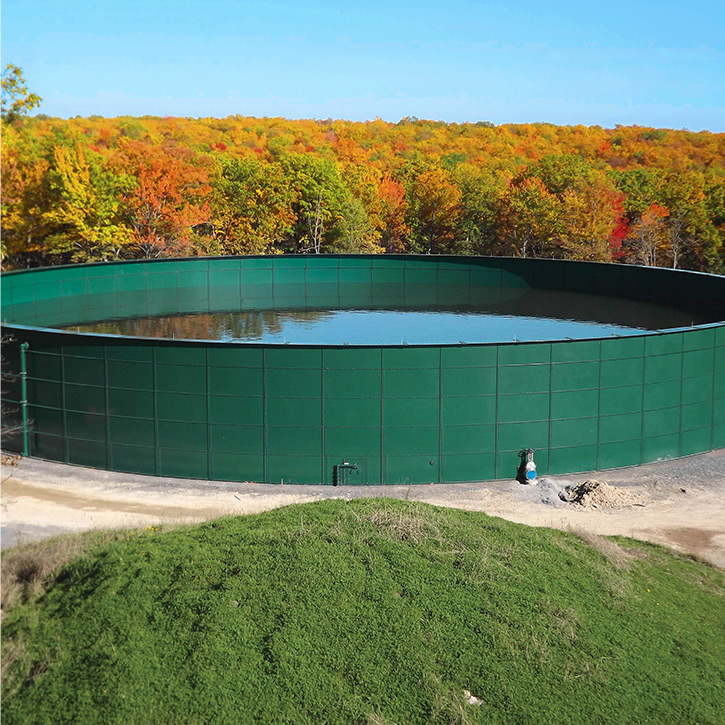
left=62, top=289, right=706, bottom=344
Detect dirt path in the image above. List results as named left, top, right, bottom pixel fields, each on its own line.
left=2, top=452, right=725, bottom=567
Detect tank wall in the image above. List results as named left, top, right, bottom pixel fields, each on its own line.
left=3, top=325, right=724, bottom=484
left=4, top=255, right=725, bottom=328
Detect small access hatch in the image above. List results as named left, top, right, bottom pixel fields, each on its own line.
left=329, top=457, right=367, bottom=485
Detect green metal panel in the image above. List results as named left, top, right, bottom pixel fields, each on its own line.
left=110, top=416, right=155, bottom=446
left=210, top=425, right=263, bottom=454
left=384, top=426, right=438, bottom=455
left=441, top=396, right=496, bottom=425
left=65, top=383, right=105, bottom=413
left=599, top=413, right=642, bottom=444
left=681, top=427, right=711, bottom=455
left=681, top=401, right=712, bottom=431
left=107, top=360, right=154, bottom=390
left=28, top=380, right=63, bottom=408
left=551, top=417, right=598, bottom=447
left=28, top=405, right=64, bottom=437
left=498, top=364, right=550, bottom=394
left=442, top=453, right=495, bottom=482
left=108, top=389, right=154, bottom=418
left=551, top=361, right=599, bottom=391
left=324, top=368, right=380, bottom=398
left=212, top=453, right=265, bottom=482
left=442, top=425, right=496, bottom=454
left=599, top=385, right=643, bottom=415
left=497, top=393, right=549, bottom=423
left=599, top=439, right=641, bottom=469
left=550, top=445, right=598, bottom=474
left=209, top=367, right=263, bottom=397
left=64, top=357, right=105, bottom=386
left=67, top=438, right=108, bottom=468
left=156, top=364, right=207, bottom=394
left=384, top=454, right=438, bottom=484
left=551, top=389, right=599, bottom=419
left=497, top=420, right=549, bottom=452
left=157, top=421, right=207, bottom=451
left=209, top=396, right=263, bottom=425
left=643, top=433, right=679, bottom=463
left=441, top=367, right=496, bottom=396
left=157, top=393, right=207, bottom=422
left=600, top=357, right=644, bottom=388
left=383, top=368, right=439, bottom=398
left=159, top=449, right=207, bottom=478
left=643, top=407, right=681, bottom=438
left=326, top=426, right=381, bottom=453
left=112, top=444, right=156, bottom=475
left=2, top=255, right=723, bottom=484
left=325, top=397, right=380, bottom=427
left=65, top=411, right=106, bottom=441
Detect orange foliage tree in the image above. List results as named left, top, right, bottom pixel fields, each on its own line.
left=113, top=141, right=210, bottom=258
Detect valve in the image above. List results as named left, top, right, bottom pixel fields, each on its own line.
left=517, top=448, right=537, bottom=484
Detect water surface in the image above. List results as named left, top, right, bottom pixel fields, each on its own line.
left=63, top=289, right=704, bottom=344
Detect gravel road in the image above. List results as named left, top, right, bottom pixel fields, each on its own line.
left=2, top=451, right=724, bottom=567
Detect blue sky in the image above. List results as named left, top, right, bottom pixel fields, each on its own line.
left=2, top=0, right=724, bottom=130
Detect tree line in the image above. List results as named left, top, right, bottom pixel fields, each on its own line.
left=2, top=113, right=724, bottom=272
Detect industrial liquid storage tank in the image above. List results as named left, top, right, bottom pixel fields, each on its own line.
left=2, top=255, right=723, bottom=484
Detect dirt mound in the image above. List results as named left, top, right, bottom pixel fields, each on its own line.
left=559, top=479, right=646, bottom=509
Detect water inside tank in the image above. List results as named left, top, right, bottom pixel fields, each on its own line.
left=61, top=288, right=706, bottom=344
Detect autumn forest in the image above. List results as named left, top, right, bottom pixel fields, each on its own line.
left=2, top=114, right=724, bottom=272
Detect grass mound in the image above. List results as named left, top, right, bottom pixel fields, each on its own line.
left=2, top=500, right=724, bottom=724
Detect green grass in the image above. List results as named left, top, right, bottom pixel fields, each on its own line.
left=2, top=499, right=724, bottom=724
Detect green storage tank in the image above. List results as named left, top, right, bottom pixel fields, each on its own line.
left=2, top=255, right=724, bottom=484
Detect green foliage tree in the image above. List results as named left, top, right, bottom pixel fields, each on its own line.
left=406, top=167, right=462, bottom=254
left=212, top=158, right=294, bottom=255
left=281, top=155, right=351, bottom=253
left=1, top=64, right=42, bottom=123
left=496, top=178, right=561, bottom=258
left=451, top=164, right=504, bottom=255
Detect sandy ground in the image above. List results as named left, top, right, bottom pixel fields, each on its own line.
left=2, top=451, right=725, bottom=567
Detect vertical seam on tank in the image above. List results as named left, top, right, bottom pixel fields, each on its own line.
left=321, top=349, right=325, bottom=484
left=639, top=341, right=647, bottom=465
left=206, top=262, right=210, bottom=314
left=711, top=333, right=717, bottom=451
left=60, top=346, right=69, bottom=464
left=596, top=340, right=603, bottom=471
left=104, top=345, right=112, bottom=471
left=262, top=347, right=268, bottom=483
left=305, top=255, right=309, bottom=308
left=271, top=257, right=275, bottom=304
left=494, top=345, right=500, bottom=479
left=547, top=344, right=553, bottom=476
left=436, top=257, right=440, bottom=308
left=678, top=334, right=685, bottom=456
left=206, top=346, right=212, bottom=481
left=152, top=347, right=159, bottom=476
left=438, top=346, right=443, bottom=484
left=380, top=347, right=384, bottom=485
left=468, top=261, right=472, bottom=306
left=238, top=260, right=242, bottom=309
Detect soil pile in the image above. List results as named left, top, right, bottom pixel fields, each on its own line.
left=559, top=479, right=646, bottom=509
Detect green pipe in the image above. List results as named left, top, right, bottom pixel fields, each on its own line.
left=19, top=342, right=29, bottom=457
